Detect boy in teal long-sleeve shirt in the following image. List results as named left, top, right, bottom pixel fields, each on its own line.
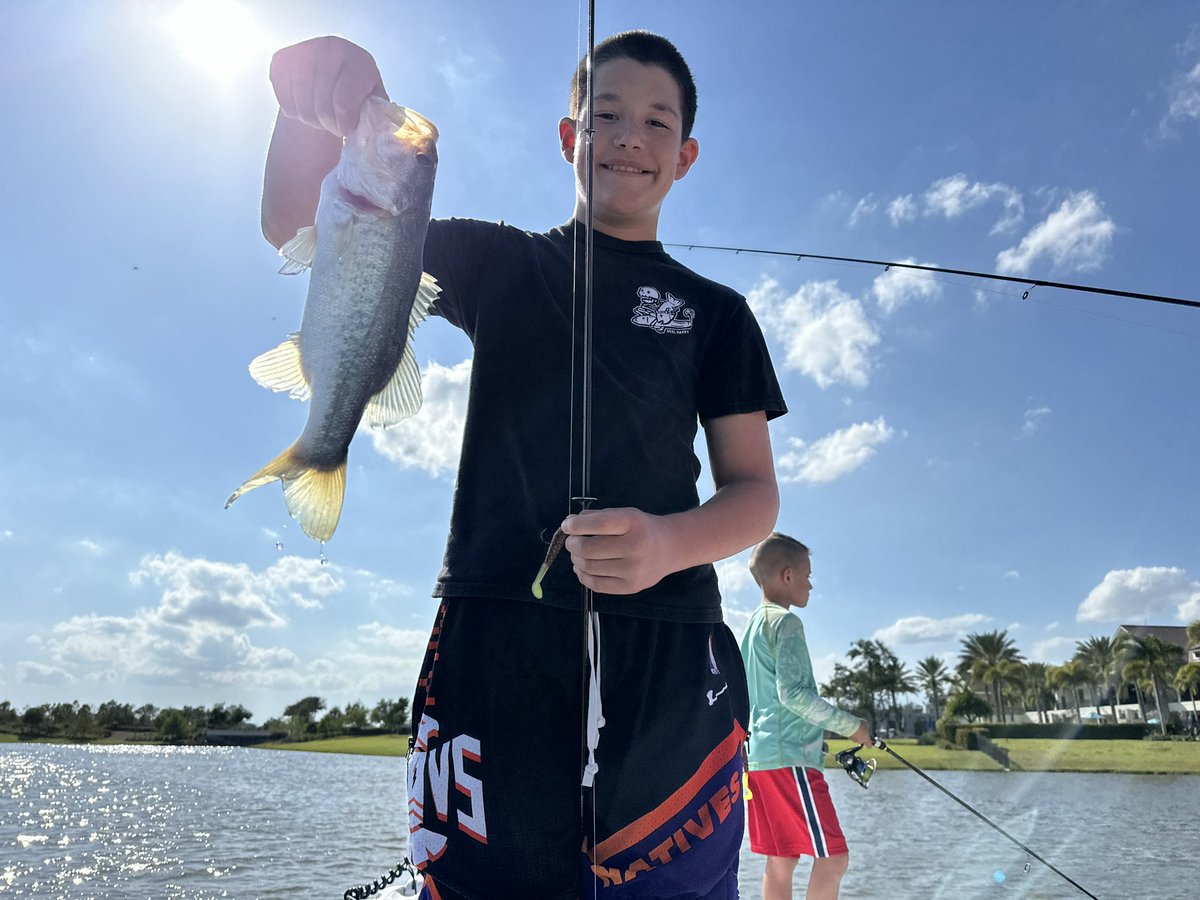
left=739, top=533, right=872, bottom=900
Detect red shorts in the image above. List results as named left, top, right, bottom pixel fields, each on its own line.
left=746, top=767, right=847, bottom=859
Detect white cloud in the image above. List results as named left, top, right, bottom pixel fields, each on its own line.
left=848, top=194, right=878, bottom=227
left=777, top=417, right=894, bottom=484
left=747, top=278, right=880, bottom=389
left=923, top=174, right=1024, bottom=234
left=1004, top=570, right=1021, bottom=581
left=1020, top=405, right=1052, bottom=438
left=996, top=191, right=1116, bottom=275
left=16, top=660, right=75, bottom=686
left=2, top=529, right=13, bottom=539
left=873, top=613, right=992, bottom=644
left=1029, top=636, right=1080, bottom=664
left=1166, top=61, right=1200, bottom=122
left=871, top=261, right=944, bottom=314
left=221, top=622, right=433, bottom=703
left=811, top=652, right=840, bottom=687
left=721, top=605, right=755, bottom=645
left=887, top=194, right=918, bottom=226
left=22, top=552, right=412, bottom=693
left=367, top=359, right=471, bottom=476
left=1076, top=567, right=1200, bottom=623
left=715, top=552, right=755, bottom=603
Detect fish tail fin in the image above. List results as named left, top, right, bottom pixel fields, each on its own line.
left=225, top=445, right=346, bottom=542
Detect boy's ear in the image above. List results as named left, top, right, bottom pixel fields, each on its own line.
left=559, top=117, right=577, bottom=163
left=674, top=136, right=699, bottom=181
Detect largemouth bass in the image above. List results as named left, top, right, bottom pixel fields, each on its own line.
left=227, top=98, right=439, bottom=542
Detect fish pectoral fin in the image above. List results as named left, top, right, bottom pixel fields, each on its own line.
left=366, top=343, right=422, bottom=427
left=364, top=273, right=441, bottom=428
left=248, top=334, right=311, bottom=400
left=225, top=446, right=346, bottom=543
left=278, top=226, right=317, bottom=275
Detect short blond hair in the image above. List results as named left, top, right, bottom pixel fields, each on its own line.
left=748, top=533, right=810, bottom=587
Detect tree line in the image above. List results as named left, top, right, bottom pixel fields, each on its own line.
left=0, top=695, right=410, bottom=743
left=820, top=621, right=1200, bottom=737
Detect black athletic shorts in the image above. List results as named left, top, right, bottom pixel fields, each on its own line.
left=407, top=596, right=749, bottom=900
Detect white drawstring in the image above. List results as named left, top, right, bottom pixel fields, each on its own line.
left=581, top=610, right=605, bottom=787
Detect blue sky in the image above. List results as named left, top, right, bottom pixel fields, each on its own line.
left=2, top=1, right=1198, bottom=721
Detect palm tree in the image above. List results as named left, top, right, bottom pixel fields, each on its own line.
left=1020, top=661, right=1053, bottom=724
left=1074, top=635, right=1124, bottom=720
left=1048, top=660, right=1090, bottom=721
left=1173, top=662, right=1200, bottom=718
left=916, top=656, right=950, bottom=720
left=846, top=639, right=888, bottom=731
left=1121, top=636, right=1185, bottom=734
left=958, top=630, right=1024, bottom=722
left=875, top=643, right=918, bottom=732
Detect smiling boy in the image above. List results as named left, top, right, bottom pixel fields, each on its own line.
left=262, top=31, right=785, bottom=899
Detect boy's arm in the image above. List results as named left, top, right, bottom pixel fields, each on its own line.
left=774, top=614, right=870, bottom=742
left=261, top=36, right=388, bottom=249
left=561, top=411, right=778, bottom=596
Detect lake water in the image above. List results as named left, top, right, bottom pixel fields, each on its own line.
left=1, top=744, right=1195, bottom=899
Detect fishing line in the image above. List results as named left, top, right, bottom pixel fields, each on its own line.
left=665, top=242, right=1200, bottom=311
left=834, top=740, right=1099, bottom=899
left=792, top=254, right=1200, bottom=339
left=573, top=3, right=601, bottom=899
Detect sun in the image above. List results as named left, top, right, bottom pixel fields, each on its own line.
left=161, top=0, right=273, bottom=86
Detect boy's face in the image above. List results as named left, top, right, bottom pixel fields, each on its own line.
left=788, top=553, right=813, bottom=608
left=559, top=57, right=699, bottom=241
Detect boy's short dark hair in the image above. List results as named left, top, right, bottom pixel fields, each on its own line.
left=570, top=31, right=697, bottom=140
left=748, top=533, right=810, bottom=587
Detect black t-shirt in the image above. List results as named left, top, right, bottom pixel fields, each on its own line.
left=420, top=218, right=786, bottom=623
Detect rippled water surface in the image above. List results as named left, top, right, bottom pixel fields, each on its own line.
left=2, top=744, right=1195, bottom=898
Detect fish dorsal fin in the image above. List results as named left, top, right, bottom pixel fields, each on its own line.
left=365, top=272, right=441, bottom=428
left=278, top=226, right=317, bottom=275
left=248, top=333, right=311, bottom=401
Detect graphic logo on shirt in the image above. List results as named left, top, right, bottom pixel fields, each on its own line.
left=631, top=286, right=694, bottom=334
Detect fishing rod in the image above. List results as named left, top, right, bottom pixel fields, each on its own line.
left=832, top=739, right=1099, bottom=899
left=665, top=243, right=1200, bottom=311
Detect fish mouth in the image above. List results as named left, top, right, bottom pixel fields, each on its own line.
left=384, top=104, right=439, bottom=143
left=337, top=185, right=388, bottom=213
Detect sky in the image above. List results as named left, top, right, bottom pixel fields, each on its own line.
left=2, top=0, right=1198, bottom=722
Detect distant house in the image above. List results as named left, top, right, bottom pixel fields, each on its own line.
left=1114, top=624, right=1195, bottom=661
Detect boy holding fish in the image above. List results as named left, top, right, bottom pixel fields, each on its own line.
left=262, top=30, right=785, bottom=899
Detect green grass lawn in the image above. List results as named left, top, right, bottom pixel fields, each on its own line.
left=258, top=734, right=409, bottom=756
left=994, top=738, right=1200, bottom=774
left=255, top=735, right=1200, bottom=774
left=0, top=733, right=17, bottom=743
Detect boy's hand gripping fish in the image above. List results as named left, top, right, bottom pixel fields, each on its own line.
left=227, top=98, right=440, bottom=542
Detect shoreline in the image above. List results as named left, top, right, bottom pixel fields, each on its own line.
left=6, top=732, right=1198, bottom=775
left=258, top=734, right=1200, bottom=776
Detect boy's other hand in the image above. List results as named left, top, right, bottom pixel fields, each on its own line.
left=850, top=720, right=873, bottom=746
left=270, top=35, right=388, bottom=137
left=561, top=507, right=670, bottom=596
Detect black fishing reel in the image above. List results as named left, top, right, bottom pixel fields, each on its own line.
left=835, top=744, right=877, bottom=789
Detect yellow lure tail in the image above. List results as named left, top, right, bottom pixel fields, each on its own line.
left=530, top=527, right=567, bottom=599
